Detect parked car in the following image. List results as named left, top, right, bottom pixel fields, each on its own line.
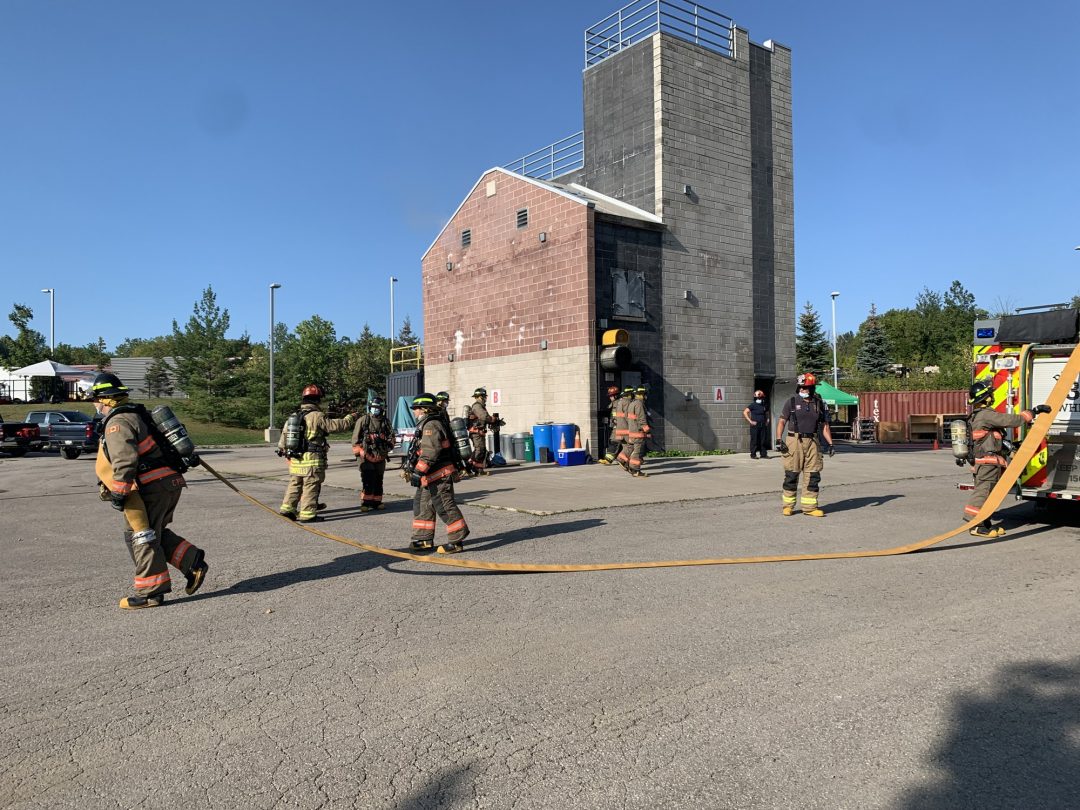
left=26, top=410, right=100, bottom=459
left=0, top=414, right=44, bottom=456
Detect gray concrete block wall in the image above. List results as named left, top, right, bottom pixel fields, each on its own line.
left=579, top=24, right=794, bottom=452
left=582, top=39, right=656, bottom=212
left=656, top=29, right=757, bottom=451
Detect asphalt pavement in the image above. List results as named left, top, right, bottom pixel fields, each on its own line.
left=1, top=445, right=1078, bottom=809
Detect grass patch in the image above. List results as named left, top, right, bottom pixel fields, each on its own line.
left=0, top=400, right=265, bottom=446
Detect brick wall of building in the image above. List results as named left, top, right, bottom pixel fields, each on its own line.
left=421, top=169, right=601, bottom=449
left=422, top=170, right=595, bottom=366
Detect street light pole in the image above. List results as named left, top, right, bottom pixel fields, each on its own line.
left=269, top=283, right=281, bottom=439
left=389, top=276, right=398, bottom=348
left=830, top=291, right=840, bottom=388
left=40, top=288, right=54, bottom=353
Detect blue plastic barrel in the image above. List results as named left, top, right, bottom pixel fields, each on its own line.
left=532, top=424, right=553, bottom=461
left=551, top=423, right=576, bottom=451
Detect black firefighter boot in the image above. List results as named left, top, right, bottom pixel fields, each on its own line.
left=119, top=593, right=166, bottom=610
left=184, top=549, right=209, bottom=596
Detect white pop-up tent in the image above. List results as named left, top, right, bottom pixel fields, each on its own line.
left=8, top=360, right=97, bottom=378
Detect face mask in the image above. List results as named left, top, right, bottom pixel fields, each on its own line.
left=798, top=391, right=810, bottom=399
left=755, top=398, right=763, bottom=404
left=369, top=407, right=381, bottom=416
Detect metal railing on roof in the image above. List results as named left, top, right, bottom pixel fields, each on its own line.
left=390, top=343, right=423, bottom=371
left=503, top=131, right=584, bottom=181
left=585, top=0, right=734, bottom=68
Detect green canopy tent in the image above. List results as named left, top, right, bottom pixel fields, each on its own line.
left=814, top=381, right=858, bottom=406
left=814, top=381, right=859, bottom=440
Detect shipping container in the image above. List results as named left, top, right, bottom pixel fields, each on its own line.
left=386, top=369, right=424, bottom=411
left=856, top=390, right=968, bottom=442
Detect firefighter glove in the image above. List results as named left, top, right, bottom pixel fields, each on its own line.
left=776, top=439, right=788, bottom=454
left=109, top=491, right=127, bottom=511
left=1033, top=404, right=1052, bottom=415
left=825, top=443, right=835, bottom=457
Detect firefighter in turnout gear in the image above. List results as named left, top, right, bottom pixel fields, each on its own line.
left=963, top=379, right=1052, bottom=537
left=466, top=387, right=496, bottom=476
left=435, top=391, right=451, bottom=414
left=625, top=386, right=651, bottom=477
left=614, top=386, right=634, bottom=470
left=277, top=384, right=358, bottom=522
left=775, top=373, right=833, bottom=517
left=408, top=393, right=469, bottom=554
left=598, top=385, right=621, bottom=464
left=87, top=373, right=208, bottom=610
left=351, top=396, right=395, bottom=512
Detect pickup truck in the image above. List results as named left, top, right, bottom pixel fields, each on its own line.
left=0, top=414, right=44, bottom=457
left=25, top=410, right=101, bottom=459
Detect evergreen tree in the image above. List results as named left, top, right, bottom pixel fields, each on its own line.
left=795, top=301, right=831, bottom=376
left=396, top=315, right=420, bottom=347
left=856, top=304, right=891, bottom=375
left=342, top=324, right=391, bottom=404
left=144, top=354, right=175, bottom=398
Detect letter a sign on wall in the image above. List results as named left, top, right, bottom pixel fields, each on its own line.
left=713, top=386, right=726, bottom=403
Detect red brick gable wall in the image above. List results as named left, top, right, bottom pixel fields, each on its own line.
left=422, top=171, right=595, bottom=366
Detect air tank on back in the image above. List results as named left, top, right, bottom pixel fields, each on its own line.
left=151, top=405, right=196, bottom=460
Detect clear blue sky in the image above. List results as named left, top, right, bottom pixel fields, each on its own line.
left=2, top=0, right=1078, bottom=352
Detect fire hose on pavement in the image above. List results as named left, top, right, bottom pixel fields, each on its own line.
left=199, top=342, right=1080, bottom=573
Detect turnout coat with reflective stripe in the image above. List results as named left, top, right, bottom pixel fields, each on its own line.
left=413, top=415, right=455, bottom=485
left=468, top=400, right=492, bottom=435
left=96, top=409, right=184, bottom=495
left=350, top=413, right=395, bottom=462
left=277, top=403, right=357, bottom=474
left=970, top=406, right=1033, bottom=466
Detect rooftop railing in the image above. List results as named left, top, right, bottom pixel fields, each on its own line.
left=503, top=131, right=584, bottom=181
left=585, top=0, right=734, bottom=68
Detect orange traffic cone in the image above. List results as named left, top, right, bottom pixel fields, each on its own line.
left=574, top=429, right=582, bottom=449
left=933, top=437, right=940, bottom=451
left=559, top=431, right=567, bottom=449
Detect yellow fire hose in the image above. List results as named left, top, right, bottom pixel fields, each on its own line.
left=200, top=342, right=1080, bottom=573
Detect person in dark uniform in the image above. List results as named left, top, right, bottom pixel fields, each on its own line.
left=774, top=373, right=833, bottom=516
left=742, top=389, right=770, bottom=459
left=963, top=379, right=1052, bottom=537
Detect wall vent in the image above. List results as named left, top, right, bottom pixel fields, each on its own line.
left=461, top=229, right=472, bottom=247
left=516, top=208, right=529, bottom=229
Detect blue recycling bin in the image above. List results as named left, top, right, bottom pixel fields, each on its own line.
left=551, top=423, right=576, bottom=451
left=532, top=424, right=553, bottom=462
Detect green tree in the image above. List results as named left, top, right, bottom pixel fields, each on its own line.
left=52, top=339, right=111, bottom=368
left=1, top=304, right=48, bottom=368
left=144, top=353, right=175, bottom=398
left=114, top=335, right=175, bottom=357
left=795, top=301, right=831, bottom=376
left=396, top=315, right=420, bottom=347
left=342, top=324, right=391, bottom=405
left=170, top=287, right=253, bottom=423
left=286, top=315, right=345, bottom=396
left=855, top=304, right=891, bottom=375
left=1070, top=294, right=1079, bottom=310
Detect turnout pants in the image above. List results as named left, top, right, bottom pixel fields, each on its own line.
left=411, top=475, right=469, bottom=545
left=781, top=435, right=823, bottom=512
left=469, top=432, right=488, bottom=472
left=627, top=438, right=647, bottom=473
left=749, top=424, right=769, bottom=457
left=280, top=467, right=326, bottom=520
left=124, top=483, right=202, bottom=597
left=964, top=458, right=1005, bottom=523
left=604, top=427, right=622, bottom=464
left=359, top=459, right=387, bottom=508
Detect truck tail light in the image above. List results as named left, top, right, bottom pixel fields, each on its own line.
left=86, top=423, right=94, bottom=439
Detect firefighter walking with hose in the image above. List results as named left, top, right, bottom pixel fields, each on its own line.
left=86, top=372, right=208, bottom=609
left=961, top=379, right=1052, bottom=537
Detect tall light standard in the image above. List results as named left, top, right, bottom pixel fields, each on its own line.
left=267, top=283, right=282, bottom=442
left=830, top=291, right=840, bottom=388
left=40, top=288, right=55, bottom=353
left=389, top=276, right=398, bottom=349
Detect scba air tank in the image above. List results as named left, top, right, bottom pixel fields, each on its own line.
left=283, top=411, right=306, bottom=457
left=150, top=405, right=196, bottom=459
left=449, top=416, right=472, bottom=460
left=949, top=419, right=971, bottom=463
